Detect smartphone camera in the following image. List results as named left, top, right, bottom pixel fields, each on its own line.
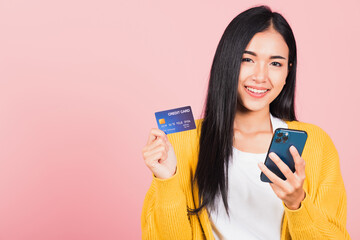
left=275, top=131, right=288, bottom=143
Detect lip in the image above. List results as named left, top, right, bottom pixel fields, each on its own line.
left=245, top=85, right=270, bottom=90
left=244, top=86, right=270, bottom=98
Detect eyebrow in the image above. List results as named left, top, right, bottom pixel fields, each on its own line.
left=243, top=50, right=286, bottom=60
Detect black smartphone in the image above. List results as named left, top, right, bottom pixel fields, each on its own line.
left=260, top=128, right=308, bottom=183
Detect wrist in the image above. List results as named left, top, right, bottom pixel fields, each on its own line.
left=284, top=191, right=306, bottom=210
left=284, top=202, right=301, bottom=210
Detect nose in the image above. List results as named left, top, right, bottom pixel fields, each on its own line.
left=252, top=63, right=268, bottom=83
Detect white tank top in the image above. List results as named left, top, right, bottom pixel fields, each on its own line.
left=208, top=114, right=288, bottom=240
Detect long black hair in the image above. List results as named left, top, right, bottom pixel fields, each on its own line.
left=190, top=5, right=298, bottom=215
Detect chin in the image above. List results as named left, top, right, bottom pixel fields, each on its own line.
left=247, top=106, right=268, bottom=112
left=240, top=102, right=269, bottom=112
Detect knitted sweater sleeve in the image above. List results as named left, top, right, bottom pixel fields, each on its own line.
left=141, top=131, right=195, bottom=240
left=141, top=173, right=192, bottom=240
left=284, top=128, right=351, bottom=240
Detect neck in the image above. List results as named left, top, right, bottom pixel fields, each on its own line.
left=233, top=105, right=272, bottom=135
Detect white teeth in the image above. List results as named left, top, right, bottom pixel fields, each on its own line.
left=246, top=86, right=268, bottom=94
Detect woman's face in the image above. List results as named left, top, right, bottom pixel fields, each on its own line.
left=237, top=27, right=290, bottom=112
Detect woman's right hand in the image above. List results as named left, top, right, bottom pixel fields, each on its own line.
left=142, top=128, right=177, bottom=179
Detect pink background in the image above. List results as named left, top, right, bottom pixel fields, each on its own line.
left=0, top=0, right=359, bottom=239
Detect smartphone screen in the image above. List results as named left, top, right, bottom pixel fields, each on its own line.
left=260, top=128, right=308, bottom=183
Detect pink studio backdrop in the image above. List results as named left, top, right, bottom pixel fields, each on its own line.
left=0, top=0, right=359, bottom=239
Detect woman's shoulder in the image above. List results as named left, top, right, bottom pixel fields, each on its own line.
left=285, top=119, right=334, bottom=145
left=286, top=119, right=324, bottom=132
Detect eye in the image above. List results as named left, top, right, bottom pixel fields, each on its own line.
left=241, top=58, right=253, bottom=63
left=270, top=62, right=282, bottom=67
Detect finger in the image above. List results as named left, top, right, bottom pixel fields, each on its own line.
left=164, top=134, right=170, bottom=144
left=143, top=137, right=164, bottom=156
left=269, top=182, right=290, bottom=201
left=146, top=137, right=169, bottom=153
left=269, top=182, right=278, bottom=192
left=269, top=182, right=283, bottom=196
left=268, top=152, right=296, bottom=183
left=145, top=152, right=171, bottom=179
left=147, top=128, right=166, bottom=145
left=258, top=162, right=286, bottom=188
left=144, top=146, right=167, bottom=160
left=145, top=150, right=168, bottom=168
left=290, top=146, right=306, bottom=180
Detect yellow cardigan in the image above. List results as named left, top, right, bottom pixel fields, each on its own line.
left=141, top=119, right=351, bottom=239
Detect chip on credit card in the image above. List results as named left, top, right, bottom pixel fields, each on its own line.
left=155, top=106, right=196, bottom=134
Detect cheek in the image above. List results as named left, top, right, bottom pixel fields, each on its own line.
left=269, top=70, right=287, bottom=88
left=238, top=65, right=253, bottom=82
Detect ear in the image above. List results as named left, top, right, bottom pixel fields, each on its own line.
left=288, top=63, right=292, bottom=73
left=285, top=62, right=293, bottom=85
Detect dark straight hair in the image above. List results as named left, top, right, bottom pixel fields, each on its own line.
left=190, top=5, right=298, bottom=215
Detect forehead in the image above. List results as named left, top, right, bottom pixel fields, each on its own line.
left=245, top=28, right=289, bottom=57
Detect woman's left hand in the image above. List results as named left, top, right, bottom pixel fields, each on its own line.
left=258, top=145, right=306, bottom=210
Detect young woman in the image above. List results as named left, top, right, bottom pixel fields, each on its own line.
left=141, top=5, right=351, bottom=240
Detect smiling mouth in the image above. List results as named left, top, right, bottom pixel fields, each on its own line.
left=245, top=86, right=270, bottom=94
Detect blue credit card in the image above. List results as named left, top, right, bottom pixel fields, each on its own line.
left=155, top=106, right=196, bottom=134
